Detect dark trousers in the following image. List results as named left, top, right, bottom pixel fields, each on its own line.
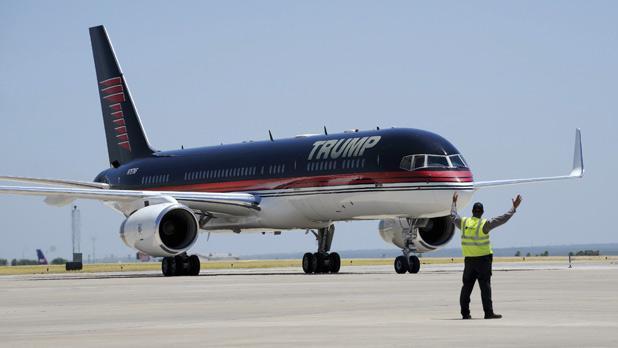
left=460, top=254, right=494, bottom=316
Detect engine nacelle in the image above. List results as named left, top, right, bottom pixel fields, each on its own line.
left=378, top=216, right=455, bottom=253
left=120, top=203, right=199, bottom=257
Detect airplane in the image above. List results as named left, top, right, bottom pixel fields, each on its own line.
left=36, top=249, right=48, bottom=265
left=0, top=26, right=584, bottom=277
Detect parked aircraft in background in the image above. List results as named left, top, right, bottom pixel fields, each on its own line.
left=36, top=249, right=48, bottom=265
left=0, top=26, right=584, bottom=277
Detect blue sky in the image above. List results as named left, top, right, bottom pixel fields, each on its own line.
left=0, top=1, right=616, bottom=260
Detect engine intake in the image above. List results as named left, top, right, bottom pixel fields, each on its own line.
left=378, top=216, right=455, bottom=252
left=120, top=203, right=199, bottom=257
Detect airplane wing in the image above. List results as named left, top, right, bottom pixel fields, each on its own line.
left=474, top=129, right=584, bottom=188
left=0, top=185, right=260, bottom=216
left=0, top=176, right=110, bottom=189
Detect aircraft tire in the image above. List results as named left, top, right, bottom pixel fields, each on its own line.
left=311, top=253, right=322, bottom=273
left=175, top=255, right=188, bottom=276
left=188, top=255, right=201, bottom=276
left=302, top=253, right=314, bottom=274
left=394, top=256, right=408, bottom=274
left=329, top=252, right=341, bottom=273
left=162, top=257, right=176, bottom=277
left=408, top=255, right=420, bottom=274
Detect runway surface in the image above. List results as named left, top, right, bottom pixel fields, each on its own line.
left=1, top=262, right=617, bottom=347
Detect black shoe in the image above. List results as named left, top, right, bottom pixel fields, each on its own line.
left=462, top=314, right=471, bottom=320
left=484, top=313, right=502, bottom=319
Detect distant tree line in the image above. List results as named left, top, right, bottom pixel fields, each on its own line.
left=514, top=250, right=549, bottom=257
left=569, top=250, right=600, bottom=256
left=514, top=250, right=603, bottom=257
left=10, top=259, right=39, bottom=266
left=1, top=258, right=68, bottom=266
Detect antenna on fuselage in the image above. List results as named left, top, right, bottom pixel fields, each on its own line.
left=376, top=126, right=380, bottom=130
left=323, top=126, right=328, bottom=135
left=268, top=130, right=274, bottom=142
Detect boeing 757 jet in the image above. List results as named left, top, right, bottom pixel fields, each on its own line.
left=0, top=26, right=584, bottom=276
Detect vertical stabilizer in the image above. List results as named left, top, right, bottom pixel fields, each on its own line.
left=89, top=25, right=154, bottom=168
left=36, top=249, right=48, bottom=265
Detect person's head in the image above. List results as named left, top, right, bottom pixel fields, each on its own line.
left=472, top=202, right=484, bottom=218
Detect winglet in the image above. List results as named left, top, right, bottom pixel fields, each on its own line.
left=570, top=128, right=584, bottom=178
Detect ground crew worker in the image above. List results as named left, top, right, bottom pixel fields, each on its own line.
left=451, top=192, right=522, bottom=319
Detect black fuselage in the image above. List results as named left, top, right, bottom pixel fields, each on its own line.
left=94, top=128, right=472, bottom=193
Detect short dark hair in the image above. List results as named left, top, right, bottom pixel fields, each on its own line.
left=472, top=202, right=484, bottom=213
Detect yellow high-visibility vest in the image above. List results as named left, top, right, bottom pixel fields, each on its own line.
left=460, top=217, right=493, bottom=257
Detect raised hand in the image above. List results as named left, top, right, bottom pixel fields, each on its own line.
left=512, top=194, right=522, bottom=209
left=452, top=192, right=459, bottom=203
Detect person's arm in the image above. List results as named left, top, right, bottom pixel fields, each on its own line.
left=451, top=193, right=462, bottom=229
left=483, top=194, right=522, bottom=233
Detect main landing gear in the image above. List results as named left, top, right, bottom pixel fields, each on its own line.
left=394, top=218, right=424, bottom=274
left=302, top=225, right=341, bottom=274
left=162, top=253, right=201, bottom=277
left=394, top=254, right=420, bottom=274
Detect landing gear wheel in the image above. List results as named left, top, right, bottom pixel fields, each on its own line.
left=302, top=253, right=314, bottom=274
left=309, top=253, right=320, bottom=273
left=162, top=257, right=176, bottom=277
left=175, top=255, right=188, bottom=276
left=188, top=255, right=201, bottom=276
left=328, top=252, right=341, bottom=273
left=313, top=253, right=326, bottom=273
left=394, top=255, right=409, bottom=274
left=408, top=255, right=420, bottom=274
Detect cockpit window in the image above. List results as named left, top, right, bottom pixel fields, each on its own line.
left=400, top=154, right=468, bottom=171
left=427, top=155, right=449, bottom=168
left=448, top=154, right=467, bottom=168
left=413, top=155, right=425, bottom=169
left=400, top=156, right=412, bottom=171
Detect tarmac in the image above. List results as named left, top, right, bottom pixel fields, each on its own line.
left=1, top=261, right=617, bottom=347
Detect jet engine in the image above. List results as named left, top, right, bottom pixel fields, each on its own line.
left=119, top=203, right=199, bottom=257
left=378, top=216, right=455, bottom=252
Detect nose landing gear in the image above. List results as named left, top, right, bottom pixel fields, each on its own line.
left=394, top=218, right=425, bottom=274
left=394, top=254, right=420, bottom=274
left=302, top=225, right=341, bottom=274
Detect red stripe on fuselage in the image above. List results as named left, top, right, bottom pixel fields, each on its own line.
left=146, top=170, right=473, bottom=193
